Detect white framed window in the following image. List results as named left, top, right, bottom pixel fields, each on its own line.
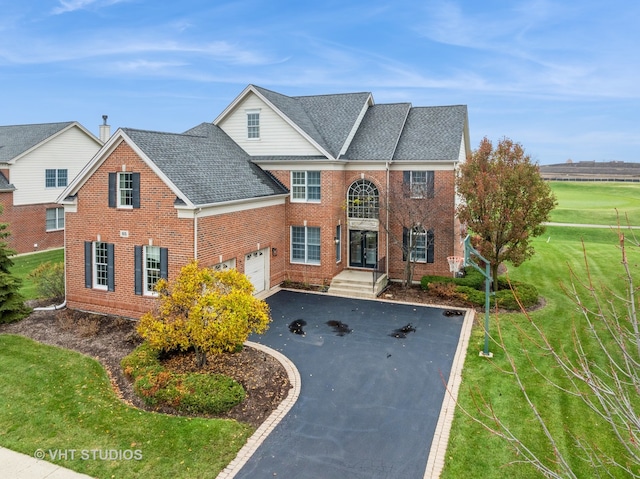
left=93, top=242, right=109, bottom=290
left=45, top=169, right=68, bottom=188
left=247, top=110, right=260, bottom=139
left=291, top=171, right=321, bottom=202
left=347, top=179, right=379, bottom=219
left=404, top=171, right=434, bottom=199
left=291, top=226, right=321, bottom=265
left=403, top=226, right=434, bottom=263
left=144, top=246, right=161, bottom=295
left=335, top=224, right=341, bottom=262
left=118, top=172, right=133, bottom=208
left=45, top=207, right=64, bottom=231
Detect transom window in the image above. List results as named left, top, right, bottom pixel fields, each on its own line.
left=93, top=242, right=109, bottom=289
left=45, top=169, right=68, bottom=188
left=45, top=207, right=64, bottom=231
left=347, top=179, right=379, bottom=219
left=291, top=226, right=321, bottom=265
left=292, top=171, right=321, bottom=202
left=118, top=172, right=133, bottom=207
left=247, top=111, right=260, bottom=139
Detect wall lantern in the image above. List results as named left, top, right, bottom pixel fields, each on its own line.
left=272, top=247, right=278, bottom=256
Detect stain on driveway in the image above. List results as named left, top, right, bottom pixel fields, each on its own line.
left=235, top=290, right=466, bottom=479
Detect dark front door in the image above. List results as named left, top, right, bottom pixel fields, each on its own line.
left=349, top=230, right=377, bottom=268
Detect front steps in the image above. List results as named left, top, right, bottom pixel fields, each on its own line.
left=327, top=270, right=388, bottom=299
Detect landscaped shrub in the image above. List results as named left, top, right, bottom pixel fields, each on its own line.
left=420, top=268, right=539, bottom=311
left=27, top=261, right=65, bottom=300
left=121, top=343, right=245, bottom=415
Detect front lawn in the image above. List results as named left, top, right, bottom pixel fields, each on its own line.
left=0, top=334, right=252, bottom=478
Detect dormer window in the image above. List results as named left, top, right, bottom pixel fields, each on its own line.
left=247, top=110, right=260, bottom=139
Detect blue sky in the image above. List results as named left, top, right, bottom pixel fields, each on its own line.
left=1, top=0, right=638, bottom=164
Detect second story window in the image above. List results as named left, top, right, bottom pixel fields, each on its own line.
left=247, top=110, right=260, bottom=139
left=45, top=169, right=68, bottom=188
left=109, top=171, right=140, bottom=209
left=291, top=171, right=321, bottom=202
left=119, top=172, right=133, bottom=207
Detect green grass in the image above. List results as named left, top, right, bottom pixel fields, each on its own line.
left=441, top=224, right=640, bottom=478
left=548, top=181, right=640, bottom=225
left=0, top=335, right=253, bottom=478
left=10, top=249, right=64, bottom=300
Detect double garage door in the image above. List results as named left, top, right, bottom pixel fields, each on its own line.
left=245, top=248, right=269, bottom=294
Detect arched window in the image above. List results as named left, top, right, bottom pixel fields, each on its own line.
left=347, top=179, right=379, bottom=219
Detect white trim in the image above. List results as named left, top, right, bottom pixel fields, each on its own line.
left=337, top=94, right=374, bottom=157
left=176, top=194, right=287, bottom=219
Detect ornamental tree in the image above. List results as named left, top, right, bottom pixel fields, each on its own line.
left=137, top=261, right=271, bottom=368
left=456, top=137, right=556, bottom=290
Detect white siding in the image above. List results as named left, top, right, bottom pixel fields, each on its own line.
left=218, top=94, right=323, bottom=157
left=11, top=126, right=101, bottom=205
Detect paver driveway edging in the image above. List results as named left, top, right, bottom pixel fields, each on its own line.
left=216, top=341, right=302, bottom=479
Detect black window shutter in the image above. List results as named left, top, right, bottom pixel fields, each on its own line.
left=84, top=241, right=92, bottom=288
left=427, top=171, right=435, bottom=198
left=132, top=172, right=141, bottom=208
left=134, top=246, right=142, bottom=295
left=402, top=227, right=408, bottom=261
left=107, top=243, right=115, bottom=292
left=427, top=229, right=435, bottom=263
left=160, top=247, right=169, bottom=280
left=403, top=171, right=410, bottom=198
left=108, top=173, right=116, bottom=208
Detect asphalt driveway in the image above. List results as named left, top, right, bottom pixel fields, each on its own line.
left=235, top=290, right=467, bottom=479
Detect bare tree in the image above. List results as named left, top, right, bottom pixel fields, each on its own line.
left=454, top=217, right=640, bottom=478
left=380, top=171, right=452, bottom=288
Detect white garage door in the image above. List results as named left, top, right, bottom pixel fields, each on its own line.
left=245, top=248, right=268, bottom=294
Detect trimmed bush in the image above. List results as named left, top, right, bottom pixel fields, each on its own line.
left=121, top=343, right=245, bottom=415
left=27, top=261, right=65, bottom=300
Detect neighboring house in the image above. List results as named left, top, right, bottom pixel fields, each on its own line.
left=59, top=85, right=470, bottom=319
left=0, top=122, right=104, bottom=253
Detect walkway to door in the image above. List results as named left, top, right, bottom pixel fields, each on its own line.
left=229, top=290, right=472, bottom=479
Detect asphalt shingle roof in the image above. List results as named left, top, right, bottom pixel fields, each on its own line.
left=123, top=123, right=288, bottom=206
left=0, top=122, right=74, bottom=162
left=345, top=103, right=411, bottom=161
left=0, top=171, right=14, bottom=191
left=392, top=106, right=468, bottom=161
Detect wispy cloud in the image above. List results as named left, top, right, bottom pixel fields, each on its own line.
left=52, top=0, right=129, bottom=15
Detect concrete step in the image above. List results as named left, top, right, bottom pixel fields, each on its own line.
left=327, top=271, right=388, bottom=299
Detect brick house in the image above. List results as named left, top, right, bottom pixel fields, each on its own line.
left=59, top=85, right=469, bottom=318
left=0, top=122, right=103, bottom=253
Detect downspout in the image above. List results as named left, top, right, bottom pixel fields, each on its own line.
left=385, top=161, right=390, bottom=276
left=194, top=208, right=201, bottom=260
left=35, top=224, right=67, bottom=311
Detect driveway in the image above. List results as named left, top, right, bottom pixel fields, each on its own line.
left=234, top=290, right=468, bottom=479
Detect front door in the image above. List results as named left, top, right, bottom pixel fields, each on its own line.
left=349, top=230, right=378, bottom=268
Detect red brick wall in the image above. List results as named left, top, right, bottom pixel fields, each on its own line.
left=0, top=190, right=64, bottom=254
left=196, top=204, right=287, bottom=288
left=65, top=141, right=196, bottom=318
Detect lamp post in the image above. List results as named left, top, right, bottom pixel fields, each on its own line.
left=463, top=235, right=493, bottom=358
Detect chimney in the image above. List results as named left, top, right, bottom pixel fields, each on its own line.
left=99, top=115, right=111, bottom=142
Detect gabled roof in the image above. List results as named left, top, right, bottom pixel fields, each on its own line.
left=217, top=85, right=372, bottom=159
left=392, top=105, right=468, bottom=161
left=123, top=123, right=288, bottom=205
left=345, top=103, right=412, bottom=161
left=0, top=122, right=99, bottom=163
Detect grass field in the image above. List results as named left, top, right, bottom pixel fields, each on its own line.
left=10, top=248, right=64, bottom=300
left=548, top=181, right=640, bottom=225
left=441, top=184, right=640, bottom=478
